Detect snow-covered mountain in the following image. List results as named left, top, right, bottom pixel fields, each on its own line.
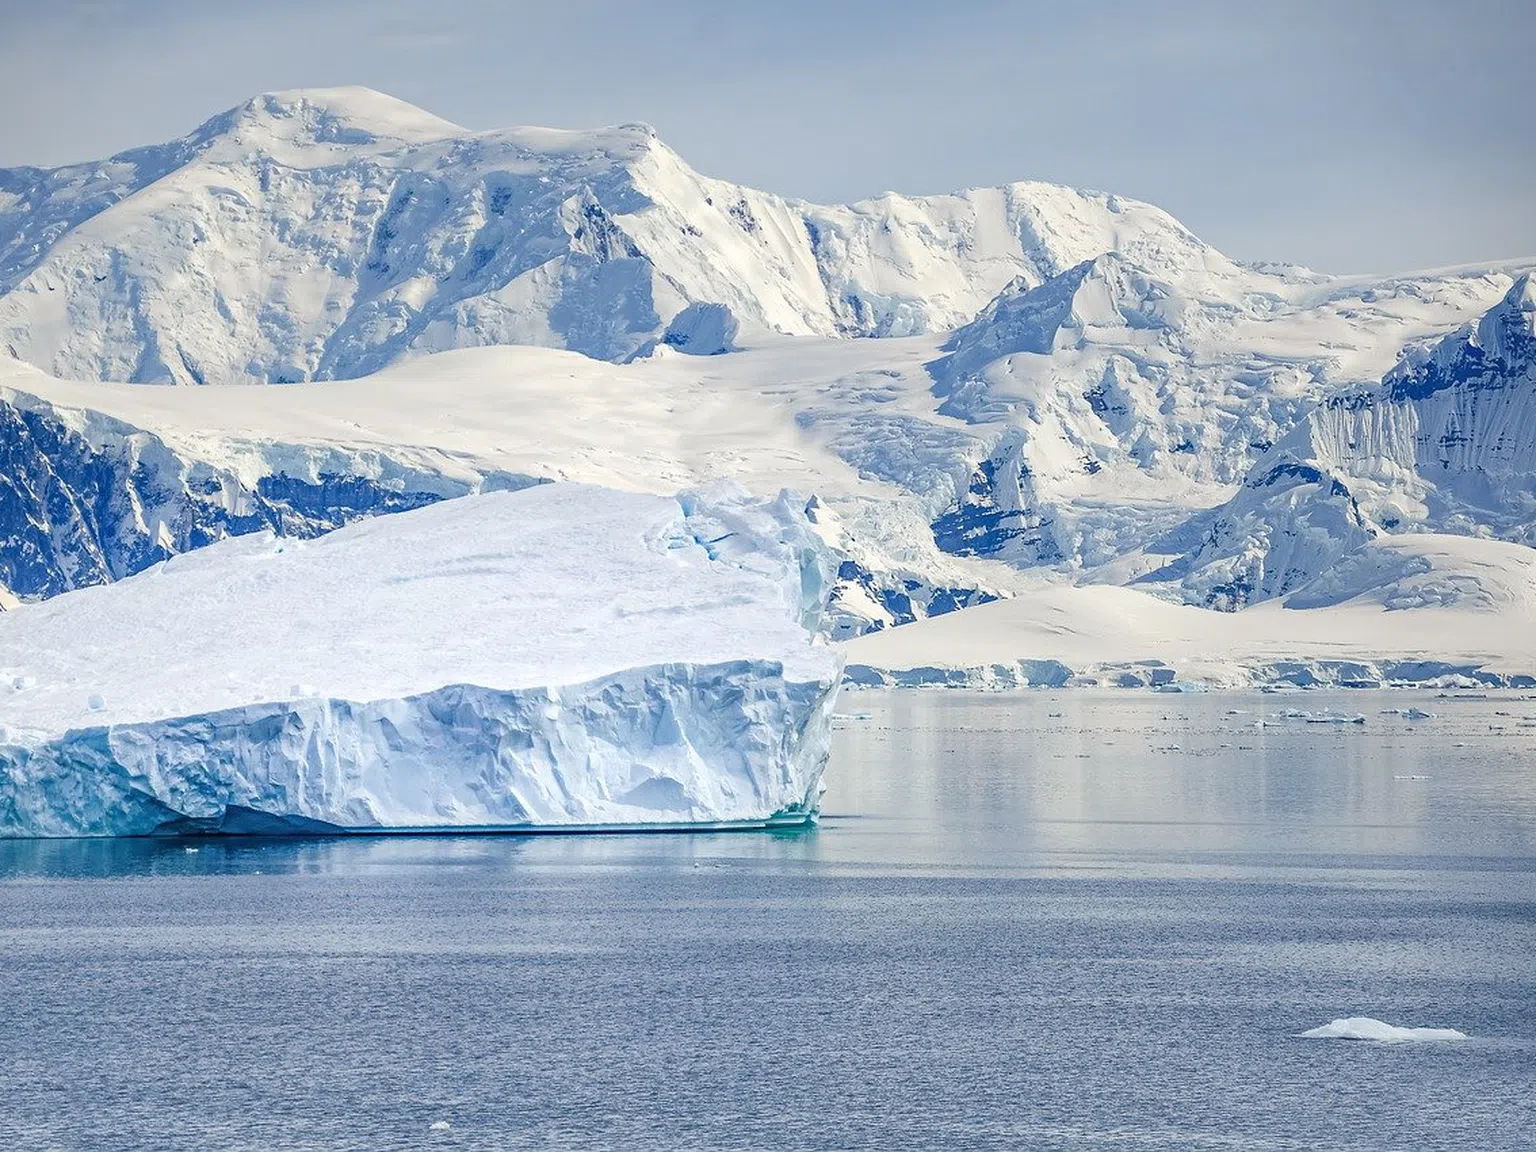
left=925, top=252, right=1525, bottom=574
left=0, top=87, right=1531, bottom=650
left=1139, top=274, right=1536, bottom=607
left=0, top=87, right=1220, bottom=384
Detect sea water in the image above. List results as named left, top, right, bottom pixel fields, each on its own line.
left=1, top=690, right=1532, bottom=1150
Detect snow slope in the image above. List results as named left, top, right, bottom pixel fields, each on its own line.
left=0, top=337, right=1012, bottom=634
left=1135, top=274, right=1536, bottom=607
left=0, top=483, right=843, bottom=836
left=843, top=534, right=1536, bottom=689
left=0, top=87, right=1221, bottom=383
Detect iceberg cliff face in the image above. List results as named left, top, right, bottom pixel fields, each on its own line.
left=0, top=484, right=842, bottom=836
left=2, top=665, right=836, bottom=837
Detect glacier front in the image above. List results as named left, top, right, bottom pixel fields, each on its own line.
left=0, top=483, right=842, bottom=837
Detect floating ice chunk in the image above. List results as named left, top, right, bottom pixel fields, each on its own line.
left=0, top=484, right=842, bottom=837
left=1382, top=707, right=1435, bottom=720
left=429, top=1120, right=453, bottom=1132
left=1300, top=1017, right=1467, bottom=1043
left=1283, top=709, right=1365, bottom=724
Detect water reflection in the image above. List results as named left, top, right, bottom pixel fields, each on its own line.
left=824, top=689, right=1536, bottom=862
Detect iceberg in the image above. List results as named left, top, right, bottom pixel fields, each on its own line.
left=0, top=483, right=842, bottom=837
left=1299, top=1017, right=1468, bottom=1043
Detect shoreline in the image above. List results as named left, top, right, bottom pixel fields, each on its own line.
left=843, top=659, right=1536, bottom=692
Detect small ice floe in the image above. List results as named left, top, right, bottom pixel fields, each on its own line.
left=1300, top=1017, right=1466, bottom=1042
left=1392, top=775, right=1431, bottom=781
left=1283, top=708, right=1365, bottom=724
left=1382, top=707, right=1435, bottom=720
left=429, top=1120, right=453, bottom=1132
left=831, top=711, right=874, bottom=721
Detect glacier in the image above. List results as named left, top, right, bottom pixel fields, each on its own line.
left=0, top=342, right=1016, bottom=639
left=1138, top=273, right=1536, bottom=607
left=0, top=484, right=843, bottom=837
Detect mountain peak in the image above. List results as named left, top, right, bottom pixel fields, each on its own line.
left=192, top=87, right=466, bottom=151
left=1476, top=272, right=1536, bottom=364
left=1383, top=272, right=1535, bottom=400
left=938, top=253, right=1180, bottom=367
left=0, top=87, right=1258, bottom=384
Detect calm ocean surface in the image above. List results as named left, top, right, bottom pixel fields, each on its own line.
left=2, top=690, right=1533, bottom=1150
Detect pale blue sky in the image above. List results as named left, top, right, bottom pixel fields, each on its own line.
left=1, top=0, right=1530, bottom=273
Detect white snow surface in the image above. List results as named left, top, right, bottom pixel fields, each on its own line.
left=0, top=335, right=1015, bottom=636
left=843, top=534, right=1536, bottom=689
left=0, top=483, right=843, bottom=836
left=1137, top=273, right=1536, bottom=607
left=1299, top=1018, right=1468, bottom=1043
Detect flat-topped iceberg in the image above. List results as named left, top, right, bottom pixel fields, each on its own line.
left=1299, top=1017, right=1468, bottom=1043
left=0, top=484, right=842, bottom=837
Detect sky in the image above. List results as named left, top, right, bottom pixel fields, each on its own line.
left=1, top=0, right=1530, bottom=274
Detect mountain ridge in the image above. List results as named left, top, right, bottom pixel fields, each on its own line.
left=0, top=87, right=1248, bottom=385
